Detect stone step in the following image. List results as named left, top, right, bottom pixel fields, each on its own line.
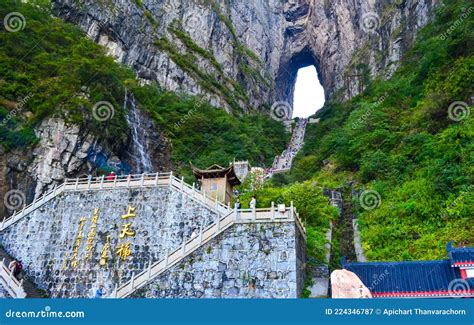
left=0, top=172, right=230, bottom=233
left=114, top=207, right=302, bottom=298
left=0, top=247, right=44, bottom=298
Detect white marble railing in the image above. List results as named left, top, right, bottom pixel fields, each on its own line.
left=0, top=258, right=26, bottom=298
left=112, top=205, right=305, bottom=298
left=0, top=183, right=66, bottom=231
left=0, top=172, right=231, bottom=232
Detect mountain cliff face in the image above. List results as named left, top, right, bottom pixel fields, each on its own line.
left=52, top=0, right=440, bottom=111
left=1, top=0, right=441, bottom=219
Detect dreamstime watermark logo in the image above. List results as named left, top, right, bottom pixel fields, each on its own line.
left=4, top=190, right=26, bottom=211
left=270, top=101, right=292, bottom=121
left=5, top=305, right=85, bottom=319
left=370, top=269, right=389, bottom=288
left=92, top=101, right=115, bottom=122
left=352, top=95, right=386, bottom=129
left=0, top=92, right=33, bottom=127
left=173, top=95, right=219, bottom=130
left=184, top=14, right=204, bottom=33
left=448, top=279, right=471, bottom=297
left=448, top=101, right=470, bottom=122
left=359, top=190, right=381, bottom=210
left=360, top=12, right=380, bottom=33
left=439, top=7, right=473, bottom=41
left=3, top=12, right=26, bottom=32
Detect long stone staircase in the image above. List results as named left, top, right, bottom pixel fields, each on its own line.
left=112, top=204, right=306, bottom=298
left=267, top=118, right=308, bottom=178
left=0, top=247, right=43, bottom=298
left=0, top=172, right=307, bottom=298
left=0, top=172, right=230, bottom=232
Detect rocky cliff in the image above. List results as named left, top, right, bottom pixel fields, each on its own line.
left=1, top=0, right=441, bottom=219
left=1, top=111, right=171, bottom=219
left=53, top=0, right=440, bottom=111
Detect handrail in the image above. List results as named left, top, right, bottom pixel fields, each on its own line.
left=113, top=206, right=303, bottom=298
left=0, top=258, right=26, bottom=298
left=0, top=172, right=307, bottom=299
left=0, top=172, right=306, bottom=238
left=0, top=172, right=231, bottom=232
left=0, top=183, right=66, bottom=231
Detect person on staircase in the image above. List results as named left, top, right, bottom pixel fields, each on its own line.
left=250, top=196, right=257, bottom=210
left=8, top=260, right=22, bottom=280
left=234, top=198, right=242, bottom=212
left=106, top=171, right=116, bottom=181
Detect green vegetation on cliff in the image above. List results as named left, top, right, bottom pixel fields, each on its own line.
left=0, top=0, right=471, bottom=268
left=0, top=0, right=288, bottom=174
left=264, top=0, right=473, bottom=261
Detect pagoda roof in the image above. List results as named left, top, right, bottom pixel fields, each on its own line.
left=191, top=163, right=241, bottom=186
left=447, top=242, right=474, bottom=267
left=342, top=243, right=474, bottom=298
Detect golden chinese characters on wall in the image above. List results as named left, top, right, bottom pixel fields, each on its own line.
left=62, top=205, right=139, bottom=269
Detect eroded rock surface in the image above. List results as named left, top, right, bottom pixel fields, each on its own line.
left=52, top=0, right=440, bottom=109
left=331, top=269, right=372, bottom=298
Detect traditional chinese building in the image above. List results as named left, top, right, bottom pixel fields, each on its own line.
left=0, top=172, right=306, bottom=298
left=191, top=163, right=241, bottom=203
left=342, top=242, right=474, bottom=298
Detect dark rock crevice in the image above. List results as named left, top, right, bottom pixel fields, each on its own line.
left=51, top=0, right=440, bottom=111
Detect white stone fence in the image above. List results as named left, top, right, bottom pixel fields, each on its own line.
left=0, top=172, right=230, bottom=231
left=111, top=203, right=305, bottom=298
left=0, top=171, right=306, bottom=299
left=0, top=258, right=26, bottom=298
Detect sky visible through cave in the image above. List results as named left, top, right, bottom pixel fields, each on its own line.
left=293, top=65, right=325, bottom=118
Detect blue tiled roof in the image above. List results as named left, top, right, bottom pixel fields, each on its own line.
left=343, top=259, right=474, bottom=297
left=447, top=242, right=474, bottom=267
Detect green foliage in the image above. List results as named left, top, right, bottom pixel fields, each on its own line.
left=0, top=0, right=289, bottom=175
left=132, top=86, right=289, bottom=179
left=134, top=0, right=143, bottom=8
left=290, top=0, right=473, bottom=260
left=237, top=179, right=338, bottom=261
left=143, top=10, right=157, bottom=27
left=0, top=0, right=134, bottom=150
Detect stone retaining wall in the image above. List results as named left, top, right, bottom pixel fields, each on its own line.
left=131, top=222, right=305, bottom=298
left=0, top=187, right=217, bottom=297
left=0, top=186, right=306, bottom=298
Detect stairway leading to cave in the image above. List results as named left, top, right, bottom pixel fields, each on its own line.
left=267, top=118, right=308, bottom=177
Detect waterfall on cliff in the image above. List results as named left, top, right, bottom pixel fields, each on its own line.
left=124, top=89, right=153, bottom=174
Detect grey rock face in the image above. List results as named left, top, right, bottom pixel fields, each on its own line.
left=1, top=118, right=96, bottom=218
left=0, top=187, right=218, bottom=297
left=0, top=186, right=305, bottom=298
left=130, top=222, right=306, bottom=298
left=29, top=118, right=97, bottom=196
left=1, top=111, right=171, bottom=218
left=52, top=0, right=439, bottom=110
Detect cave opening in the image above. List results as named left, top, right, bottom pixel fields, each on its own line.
left=274, top=47, right=326, bottom=120
left=292, top=65, right=325, bottom=118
